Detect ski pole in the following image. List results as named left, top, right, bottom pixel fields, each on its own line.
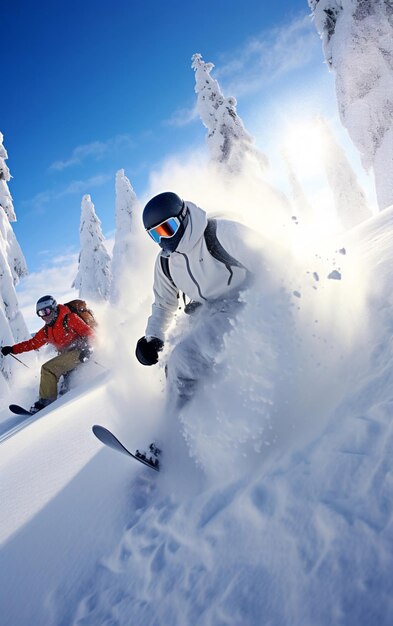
left=10, top=353, right=30, bottom=369
left=92, top=359, right=106, bottom=369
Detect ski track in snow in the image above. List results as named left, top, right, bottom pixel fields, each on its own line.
left=56, top=373, right=393, bottom=626
left=3, top=208, right=393, bottom=625
left=62, top=373, right=393, bottom=626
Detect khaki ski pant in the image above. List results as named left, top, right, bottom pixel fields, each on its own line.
left=39, top=350, right=80, bottom=401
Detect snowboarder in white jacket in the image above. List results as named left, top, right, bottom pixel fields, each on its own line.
left=136, top=192, right=260, bottom=406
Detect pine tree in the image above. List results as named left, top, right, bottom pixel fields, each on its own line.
left=316, top=117, right=371, bottom=229
left=281, top=149, right=314, bottom=223
left=0, top=133, right=27, bottom=283
left=73, top=194, right=112, bottom=301
left=191, top=53, right=268, bottom=176
left=110, top=170, right=142, bottom=304
left=309, top=0, right=393, bottom=209
left=0, top=131, right=16, bottom=222
left=0, top=132, right=30, bottom=387
left=0, top=225, right=31, bottom=387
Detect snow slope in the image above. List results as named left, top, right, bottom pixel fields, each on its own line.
left=2, top=207, right=393, bottom=625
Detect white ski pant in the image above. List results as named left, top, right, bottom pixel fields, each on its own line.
left=165, top=298, right=243, bottom=409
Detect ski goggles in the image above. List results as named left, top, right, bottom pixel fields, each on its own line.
left=147, top=216, right=181, bottom=243
left=37, top=306, right=54, bottom=317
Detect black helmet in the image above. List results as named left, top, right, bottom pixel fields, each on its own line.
left=143, top=192, right=188, bottom=252
left=143, top=192, right=185, bottom=230
left=36, top=295, right=57, bottom=318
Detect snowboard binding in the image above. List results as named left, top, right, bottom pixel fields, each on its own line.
left=135, top=442, right=161, bottom=469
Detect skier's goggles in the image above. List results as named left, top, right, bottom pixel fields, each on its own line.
left=37, top=307, right=54, bottom=317
left=147, top=217, right=181, bottom=243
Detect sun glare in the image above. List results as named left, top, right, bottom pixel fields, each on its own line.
left=284, top=120, right=327, bottom=179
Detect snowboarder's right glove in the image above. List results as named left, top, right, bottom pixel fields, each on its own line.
left=1, top=346, right=13, bottom=356
left=135, top=336, right=164, bottom=366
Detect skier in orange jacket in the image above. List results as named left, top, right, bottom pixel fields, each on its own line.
left=1, top=295, right=94, bottom=412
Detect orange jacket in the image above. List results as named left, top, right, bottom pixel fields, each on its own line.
left=12, top=304, right=94, bottom=354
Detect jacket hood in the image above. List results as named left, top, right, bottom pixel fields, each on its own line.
left=174, top=201, right=208, bottom=254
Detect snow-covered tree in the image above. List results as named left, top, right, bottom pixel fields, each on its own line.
left=192, top=53, right=268, bottom=176
left=309, top=0, right=393, bottom=210
left=0, top=210, right=29, bottom=339
left=0, top=224, right=31, bottom=387
left=316, top=117, right=372, bottom=229
left=0, top=133, right=27, bottom=283
left=73, top=194, right=112, bottom=302
left=282, top=149, right=315, bottom=222
left=0, top=132, right=16, bottom=222
left=110, top=170, right=142, bottom=304
left=0, top=133, right=30, bottom=386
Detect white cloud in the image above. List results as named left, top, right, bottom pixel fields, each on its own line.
left=59, top=174, right=112, bottom=197
left=26, top=173, right=112, bottom=213
left=49, top=134, right=134, bottom=171
left=50, top=142, right=107, bottom=171
left=24, top=190, right=54, bottom=215
left=211, top=15, right=321, bottom=98
left=166, top=15, right=321, bottom=129
left=165, top=104, right=199, bottom=127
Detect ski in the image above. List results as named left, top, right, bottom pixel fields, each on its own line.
left=1, top=404, right=51, bottom=445
left=92, top=425, right=160, bottom=471
left=9, top=404, right=34, bottom=416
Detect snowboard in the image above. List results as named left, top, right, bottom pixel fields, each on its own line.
left=92, top=425, right=160, bottom=471
left=9, top=404, right=34, bottom=416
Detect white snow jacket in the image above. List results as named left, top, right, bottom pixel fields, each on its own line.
left=145, top=201, right=261, bottom=341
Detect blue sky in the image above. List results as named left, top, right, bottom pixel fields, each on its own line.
left=2, top=0, right=374, bottom=304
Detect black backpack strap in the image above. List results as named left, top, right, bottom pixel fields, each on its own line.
left=160, top=255, right=175, bottom=286
left=160, top=254, right=181, bottom=302
left=63, top=313, right=68, bottom=329
left=204, top=218, right=246, bottom=286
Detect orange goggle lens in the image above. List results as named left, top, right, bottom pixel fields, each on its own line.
left=148, top=217, right=180, bottom=243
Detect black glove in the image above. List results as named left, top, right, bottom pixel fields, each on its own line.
left=135, top=336, right=164, bottom=366
left=1, top=346, right=13, bottom=356
left=79, top=347, right=92, bottom=363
